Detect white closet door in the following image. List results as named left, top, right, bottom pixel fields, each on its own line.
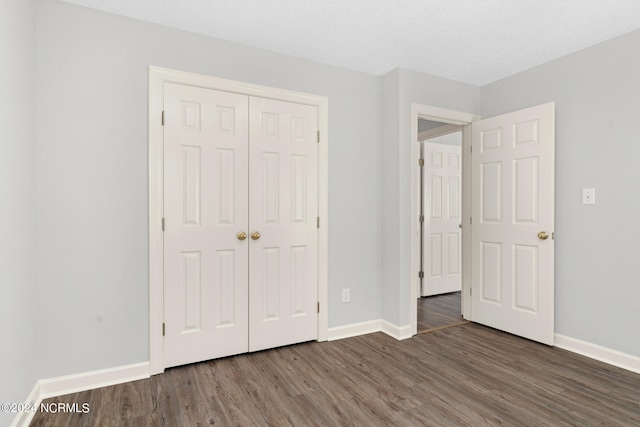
left=248, top=97, right=319, bottom=352
left=471, top=102, right=555, bottom=345
left=163, top=83, right=249, bottom=368
left=422, top=142, right=462, bottom=296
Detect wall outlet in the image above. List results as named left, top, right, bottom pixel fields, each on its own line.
left=582, top=188, right=595, bottom=205
left=342, top=288, right=350, bottom=303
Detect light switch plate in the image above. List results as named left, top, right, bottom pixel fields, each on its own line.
left=582, top=188, right=595, bottom=205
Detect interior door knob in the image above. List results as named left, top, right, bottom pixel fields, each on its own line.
left=538, top=231, right=549, bottom=240
left=251, top=231, right=261, bottom=240
left=237, top=231, right=247, bottom=241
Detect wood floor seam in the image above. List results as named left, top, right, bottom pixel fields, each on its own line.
left=416, top=320, right=470, bottom=335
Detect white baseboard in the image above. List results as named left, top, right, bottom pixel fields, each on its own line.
left=555, top=334, right=640, bottom=375
left=10, top=381, right=42, bottom=427
left=328, top=319, right=413, bottom=341
left=38, top=361, right=150, bottom=399
left=328, top=319, right=381, bottom=341
left=11, top=362, right=150, bottom=427
left=381, top=320, right=413, bottom=340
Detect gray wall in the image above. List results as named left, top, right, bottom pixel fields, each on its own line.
left=7, top=0, right=638, bottom=403
left=0, top=0, right=38, bottom=423
left=481, top=29, right=640, bottom=357
left=381, top=69, right=401, bottom=324
left=418, top=119, right=448, bottom=133
left=422, top=132, right=463, bottom=147
left=36, top=0, right=382, bottom=378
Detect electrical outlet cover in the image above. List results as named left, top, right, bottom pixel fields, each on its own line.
left=582, top=188, right=595, bottom=205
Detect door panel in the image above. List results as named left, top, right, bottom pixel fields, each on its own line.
left=422, top=142, right=462, bottom=296
left=248, top=97, right=318, bottom=352
left=163, top=84, right=319, bottom=367
left=471, top=102, right=554, bottom=345
left=163, top=83, right=249, bottom=368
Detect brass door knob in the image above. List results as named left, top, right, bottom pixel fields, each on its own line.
left=237, top=231, right=247, bottom=241
left=538, top=231, right=549, bottom=240
left=251, top=231, right=261, bottom=240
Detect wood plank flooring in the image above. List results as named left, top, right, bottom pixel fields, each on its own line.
left=30, top=322, right=640, bottom=426
left=417, top=291, right=463, bottom=332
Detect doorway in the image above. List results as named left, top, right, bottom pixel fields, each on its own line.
left=409, top=102, right=556, bottom=345
left=419, top=123, right=463, bottom=297
left=409, top=104, right=479, bottom=337
left=148, top=66, right=329, bottom=374
left=417, top=119, right=465, bottom=333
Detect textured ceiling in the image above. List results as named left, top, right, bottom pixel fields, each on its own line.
left=59, top=0, right=640, bottom=86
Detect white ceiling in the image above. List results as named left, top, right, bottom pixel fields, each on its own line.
left=60, top=0, right=640, bottom=86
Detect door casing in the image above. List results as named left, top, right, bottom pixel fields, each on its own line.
left=148, top=66, right=329, bottom=375
left=410, top=104, right=480, bottom=336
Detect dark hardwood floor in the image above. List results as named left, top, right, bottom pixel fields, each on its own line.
left=417, top=291, right=464, bottom=332
left=30, top=321, right=640, bottom=426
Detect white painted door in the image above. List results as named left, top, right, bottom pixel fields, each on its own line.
left=163, top=84, right=319, bottom=367
left=163, top=83, right=250, bottom=368
left=422, top=142, right=462, bottom=296
left=248, top=97, right=319, bottom=352
left=471, top=102, right=555, bottom=345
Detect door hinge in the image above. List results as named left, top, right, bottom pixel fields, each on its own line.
left=419, top=215, right=424, bottom=223
left=470, top=217, right=472, bottom=225
left=162, top=323, right=165, bottom=336
left=470, top=288, right=472, bottom=296
left=162, top=217, right=165, bottom=231
left=161, top=111, right=165, bottom=126
left=317, top=302, right=320, bottom=313
left=317, top=216, right=320, bottom=229
left=470, top=145, right=472, bottom=154
left=317, top=130, right=320, bottom=143
left=418, top=271, right=424, bottom=279
left=418, top=158, right=424, bottom=166
left=552, top=232, right=555, bottom=240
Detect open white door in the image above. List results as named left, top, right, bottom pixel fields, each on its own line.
left=471, top=102, right=555, bottom=345
left=422, top=141, right=462, bottom=296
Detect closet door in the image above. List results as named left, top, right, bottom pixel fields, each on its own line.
left=248, top=97, right=319, bottom=352
left=422, top=141, right=462, bottom=296
left=163, top=83, right=249, bottom=368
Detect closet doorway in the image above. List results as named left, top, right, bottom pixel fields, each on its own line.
left=148, top=67, right=329, bottom=374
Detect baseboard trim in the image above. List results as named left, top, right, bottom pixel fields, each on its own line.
left=328, top=319, right=413, bottom=341
left=39, top=362, right=150, bottom=399
left=11, top=362, right=150, bottom=427
left=328, top=319, right=381, bottom=341
left=555, top=334, right=640, bottom=375
left=381, top=321, right=413, bottom=340
left=10, top=381, right=41, bottom=427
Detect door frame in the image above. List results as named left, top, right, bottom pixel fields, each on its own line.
left=148, top=66, right=329, bottom=375
left=410, top=103, right=479, bottom=336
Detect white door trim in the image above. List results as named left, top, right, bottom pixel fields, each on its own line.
left=149, top=66, right=329, bottom=375
left=410, top=103, right=480, bottom=336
